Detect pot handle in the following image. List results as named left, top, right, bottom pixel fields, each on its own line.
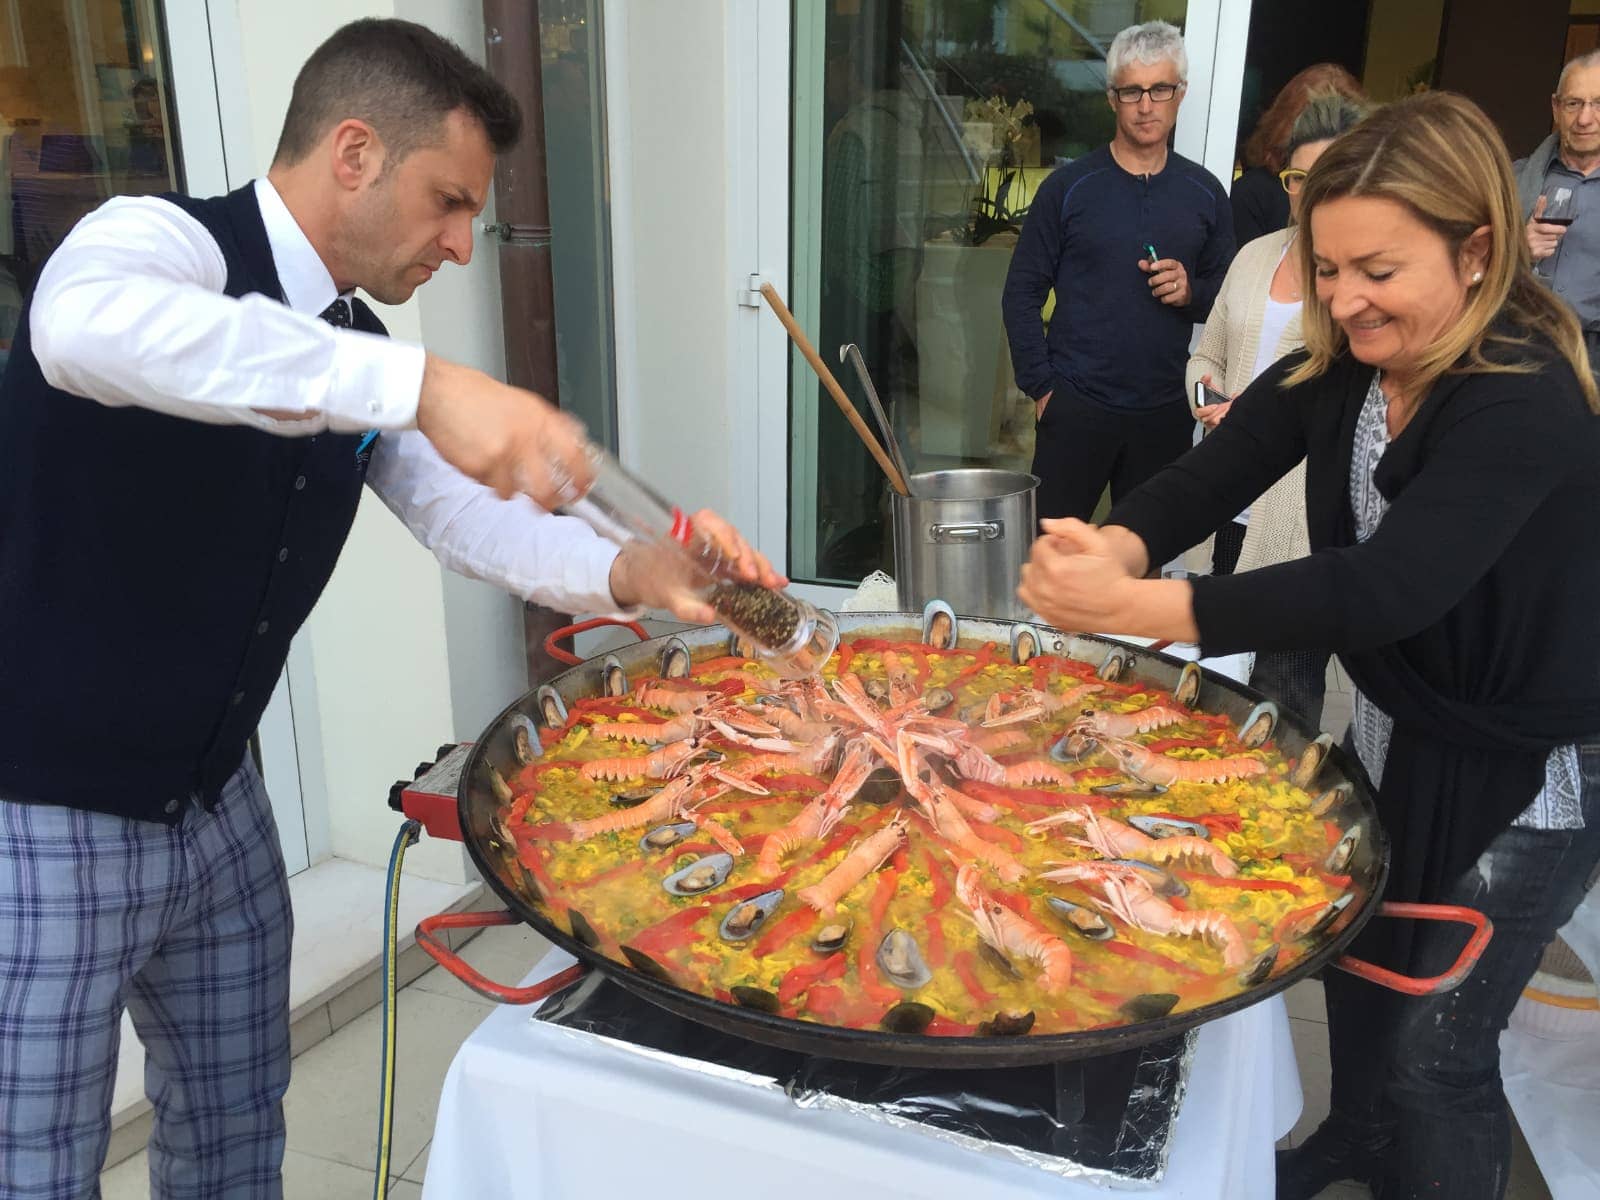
left=929, top=521, right=1003, bottom=544
left=542, top=617, right=652, bottom=667
left=1330, top=901, right=1493, bottom=995
left=415, top=909, right=589, bottom=1004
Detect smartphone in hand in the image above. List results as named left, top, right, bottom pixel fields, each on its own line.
left=1190, top=380, right=1230, bottom=418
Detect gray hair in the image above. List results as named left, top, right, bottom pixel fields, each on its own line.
left=1105, top=21, right=1188, bottom=86
left=1284, top=91, right=1370, bottom=163
left=1557, top=49, right=1600, bottom=95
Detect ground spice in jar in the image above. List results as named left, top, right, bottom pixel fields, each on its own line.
left=708, top=581, right=803, bottom=650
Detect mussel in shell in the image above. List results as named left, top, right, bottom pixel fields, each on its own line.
left=1046, top=896, right=1115, bottom=941
left=620, top=945, right=675, bottom=984
left=1010, top=624, right=1042, bottom=665
left=612, top=785, right=661, bottom=809
left=508, top=712, right=541, bottom=766
left=601, top=653, right=629, bottom=698
left=857, top=767, right=903, bottom=806
left=567, top=909, right=602, bottom=949
left=726, top=629, right=757, bottom=659
left=1311, top=782, right=1353, bottom=819
left=876, top=928, right=933, bottom=989
left=880, top=1001, right=936, bottom=1034
left=1173, top=660, right=1203, bottom=709
left=730, top=985, right=780, bottom=1014
left=1237, top=700, right=1279, bottom=749
left=1118, top=993, right=1179, bottom=1022
left=1052, top=731, right=1097, bottom=762
left=864, top=677, right=892, bottom=704
left=921, top=599, right=957, bottom=651
left=639, top=821, right=696, bottom=852
left=1325, top=826, right=1361, bottom=874
left=1098, top=647, right=1132, bottom=682
left=660, top=637, right=692, bottom=679
left=1126, top=814, right=1211, bottom=841
left=1109, top=858, right=1188, bottom=898
left=1239, top=945, right=1279, bottom=987
left=921, top=686, right=955, bottom=713
left=978, top=941, right=1025, bottom=980
left=977, top=1009, right=1036, bottom=1037
left=535, top=684, right=568, bottom=730
left=719, top=888, right=784, bottom=943
left=663, top=851, right=734, bottom=895
left=1090, top=779, right=1169, bottom=798
left=1280, top=893, right=1354, bottom=943
left=812, top=920, right=852, bottom=954
left=1290, top=733, right=1334, bottom=790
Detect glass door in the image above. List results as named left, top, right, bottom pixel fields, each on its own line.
left=788, top=0, right=1200, bottom=587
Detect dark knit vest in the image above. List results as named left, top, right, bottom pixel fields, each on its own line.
left=0, top=183, right=385, bottom=823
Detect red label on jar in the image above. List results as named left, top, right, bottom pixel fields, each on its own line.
left=669, top=507, right=694, bottom=545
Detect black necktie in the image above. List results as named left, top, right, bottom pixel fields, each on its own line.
left=319, top=298, right=351, bottom=328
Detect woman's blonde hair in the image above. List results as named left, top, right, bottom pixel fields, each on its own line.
left=1286, top=90, right=1599, bottom=413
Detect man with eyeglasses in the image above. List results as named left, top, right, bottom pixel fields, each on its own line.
left=1002, top=20, right=1233, bottom=526
left=1516, top=50, right=1600, bottom=355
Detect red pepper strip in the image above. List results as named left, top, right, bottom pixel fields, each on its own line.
left=856, top=943, right=905, bottom=1006
left=923, top=849, right=954, bottom=909
left=848, top=637, right=896, bottom=652
left=890, top=844, right=911, bottom=873
left=776, top=951, right=847, bottom=1006
left=902, top=645, right=932, bottom=685
left=991, top=890, right=1035, bottom=921
left=953, top=950, right=999, bottom=1007
left=569, top=856, right=654, bottom=890
left=925, top=1015, right=979, bottom=1037
left=923, top=913, right=948, bottom=968
left=972, top=822, right=1025, bottom=852
left=1097, top=937, right=1207, bottom=979
left=1317, top=871, right=1353, bottom=891
left=868, top=869, right=901, bottom=929
left=1325, top=820, right=1344, bottom=848
left=520, top=821, right=574, bottom=842
left=833, top=640, right=855, bottom=674
left=1173, top=868, right=1305, bottom=895
left=1272, top=902, right=1330, bottom=945
left=629, top=904, right=714, bottom=954
left=752, top=908, right=819, bottom=958
left=508, top=794, right=535, bottom=824
left=515, top=844, right=567, bottom=913
left=1197, top=813, right=1245, bottom=836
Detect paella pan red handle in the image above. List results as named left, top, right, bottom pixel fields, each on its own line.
left=1331, top=902, right=1493, bottom=995
left=543, top=617, right=651, bottom=667
left=415, top=910, right=589, bottom=1004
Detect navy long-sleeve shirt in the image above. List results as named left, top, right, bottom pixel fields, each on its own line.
left=1002, top=146, right=1234, bottom=410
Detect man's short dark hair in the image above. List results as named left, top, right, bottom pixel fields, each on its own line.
left=273, top=18, right=521, bottom=167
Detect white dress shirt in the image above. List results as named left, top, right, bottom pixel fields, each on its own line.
left=29, top=178, right=625, bottom=616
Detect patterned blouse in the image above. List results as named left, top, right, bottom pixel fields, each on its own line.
left=1346, top=374, right=1583, bottom=830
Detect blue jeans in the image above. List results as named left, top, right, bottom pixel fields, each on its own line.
left=1320, top=743, right=1600, bottom=1199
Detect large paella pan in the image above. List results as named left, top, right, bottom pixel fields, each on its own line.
left=442, top=609, right=1488, bottom=1068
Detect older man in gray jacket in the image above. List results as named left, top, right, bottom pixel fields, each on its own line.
left=1517, top=50, right=1600, bottom=355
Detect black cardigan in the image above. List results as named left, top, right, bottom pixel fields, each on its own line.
left=1108, top=337, right=1600, bottom=962
left=1229, top=165, right=1290, bottom=247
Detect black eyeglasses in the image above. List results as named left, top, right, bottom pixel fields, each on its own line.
left=1109, top=82, right=1183, bottom=104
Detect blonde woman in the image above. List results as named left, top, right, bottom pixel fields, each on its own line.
left=1020, top=92, right=1600, bottom=1200
left=1186, top=92, right=1369, bottom=725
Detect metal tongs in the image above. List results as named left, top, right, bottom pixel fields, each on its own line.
left=839, top=343, right=916, bottom=497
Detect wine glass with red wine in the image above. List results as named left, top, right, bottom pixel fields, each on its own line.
left=1538, top=187, right=1578, bottom=275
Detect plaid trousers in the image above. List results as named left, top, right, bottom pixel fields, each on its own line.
left=0, top=758, right=292, bottom=1199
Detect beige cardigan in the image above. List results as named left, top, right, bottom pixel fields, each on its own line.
left=1184, top=227, right=1310, bottom=574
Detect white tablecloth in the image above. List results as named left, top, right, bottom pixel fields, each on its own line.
left=423, top=951, right=1301, bottom=1199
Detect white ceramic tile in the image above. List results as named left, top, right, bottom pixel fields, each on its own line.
left=401, top=1140, right=430, bottom=1183
left=387, top=1182, right=424, bottom=1200
left=111, top=1012, right=146, bottom=1117
left=283, top=986, right=489, bottom=1174
left=410, top=922, right=551, bottom=1006
left=1508, top=1112, right=1555, bottom=1200
left=1289, top=1016, right=1333, bottom=1147
left=291, top=1004, right=334, bottom=1057
left=1285, top=978, right=1327, bottom=1024
left=279, top=1149, right=380, bottom=1198
left=100, top=1150, right=149, bottom=1200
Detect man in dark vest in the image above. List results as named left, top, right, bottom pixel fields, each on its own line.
left=0, top=19, right=775, bottom=1198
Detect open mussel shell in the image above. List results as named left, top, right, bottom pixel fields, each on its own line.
left=1173, top=660, right=1203, bottom=708
left=719, top=888, right=785, bottom=943
left=639, top=820, right=696, bottom=852
left=1109, top=858, right=1188, bottom=898
left=612, top=785, right=661, bottom=809
left=663, top=851, right=734, bottom=895
left=1287, top=893, right=1355, bottom=942
left=857, top=766, right=903, bottom=806
left=1239, top=945, right=1279, bottom=987
left=730, top=985, right=781, bottom=1013
left=978, top=941, right=1025, bottom=980
left=1010, top=624, right=1042, bottom=665
left=600, top=653, right=629, bottom=698
left=567, top=909, right=602, bottom=949
left=1091, top=780, right=1168, bottom=798
left=864, top=677, right=892, bottom=704
left=660, top=636, right=692, bottom=679
left=1237, top=700, right=1279, bottom=749
left=977, top=1009, right=1036, bottom=1037
left=1325, top=826, right=1361, bottom=874
left=1051, top=731, right=1097, bottom=762
left=620, top=945, right=675, bottom=984
left=726, top=629, right=757, bottom=659
left=921, top=686, right=955, bottom=713
left=921, top=599, right=957, bottom=651
left=1119, top=992, right=1179, bottom=1022
left=508, top=712, right=542, bottom=766
left=880, top=1001, right=936, bottom=1035
left=876, top=928, right=933, bottom=989
left=1311, top=782, right=1353, bottom=819
left=1290, top=733, right=1334, bottom=790
left=1098, top=647, right=1131, bottom=682
left=1046, top=896, right=1115, bottom=941
left=811, top=919, right=852, bottom=954
left=1126, top=814, right=1210, bottom=841
left=535, top=684, right=568, bottom=730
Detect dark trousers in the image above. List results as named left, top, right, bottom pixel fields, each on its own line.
left=1319, top=743, right=1600, bottom=1199
left=1030, top=387, right=1195, bottom=523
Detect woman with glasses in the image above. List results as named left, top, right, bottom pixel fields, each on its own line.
left=1186, top=91, right=1369, bottom=726
left=1232, top=64, right=1366, bottom=245
left=1020, top=91, right=1600, bottom=1200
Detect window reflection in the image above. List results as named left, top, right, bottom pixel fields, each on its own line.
left=791, top=0, right=1188, bottom=586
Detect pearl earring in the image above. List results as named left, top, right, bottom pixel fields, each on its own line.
left=1472, top=271, right=1483, bottom=283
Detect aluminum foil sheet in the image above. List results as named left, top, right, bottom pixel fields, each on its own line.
left=533, top=972, right=1197, bottom=1185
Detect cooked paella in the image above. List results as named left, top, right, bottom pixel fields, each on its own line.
left=492, top=608, right=1362, bottom=1038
